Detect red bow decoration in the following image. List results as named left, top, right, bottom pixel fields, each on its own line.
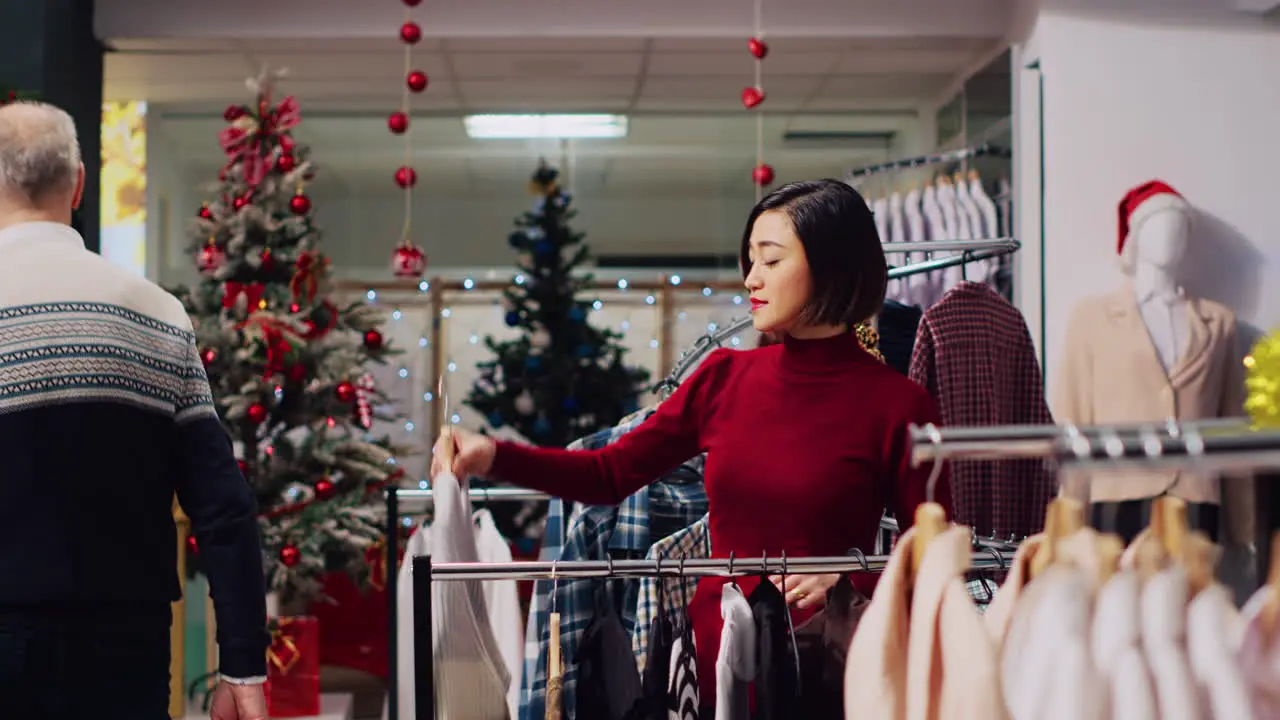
left=267, top=619, right=303, bottom=674
left=290, top=251, right=329, bottom=303
left=238, top=313, right=303, bottom=380
left=301, top=300, right=339, bottom=341
left=366, top=540, right=388, bottom=592
left=218, top=95, right=301, bottom=189
left=223, top=281, right=266, bottom=311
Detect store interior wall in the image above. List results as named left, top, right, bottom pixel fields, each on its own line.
left=1022, top=10, right=1280, bottom=403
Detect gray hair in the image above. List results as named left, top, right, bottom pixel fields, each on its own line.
left=0, top=101, right=81, bottom=204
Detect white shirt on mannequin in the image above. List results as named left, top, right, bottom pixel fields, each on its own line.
left=1128, top=210, right=1192, bottom=374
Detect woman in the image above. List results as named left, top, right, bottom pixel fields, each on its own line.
left=433, top=179, right=952, bottom=707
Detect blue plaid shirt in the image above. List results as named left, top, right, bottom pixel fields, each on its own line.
left=519, top=409, right=708, bottom=720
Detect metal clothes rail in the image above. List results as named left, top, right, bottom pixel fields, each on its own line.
left=659, top=239, right=1020, bottom=390
left=845, top=143, right=1011, bottom=181
left=410, top=550, right=1013, bottom=719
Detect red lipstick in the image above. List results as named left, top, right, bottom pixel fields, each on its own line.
left=750, top=298, right=768, bottom=312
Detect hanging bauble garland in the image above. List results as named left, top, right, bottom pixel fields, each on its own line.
left=746, top=0, right=773, bottom=196
left=389, top=0, right=429, bottom=278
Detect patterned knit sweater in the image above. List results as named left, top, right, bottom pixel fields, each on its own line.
left=0, top=222, right=269, bottom=679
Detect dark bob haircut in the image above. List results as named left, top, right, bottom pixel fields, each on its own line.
left=739, top=179, right=888, bottom=328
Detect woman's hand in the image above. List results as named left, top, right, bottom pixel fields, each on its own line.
left=770, top=572, right=841, bottom=611
left=431, top=426, right=497, bottom=479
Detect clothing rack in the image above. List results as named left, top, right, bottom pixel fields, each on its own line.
left=410, top=550, right=1013, bottom=719
left=384, top=486, right=551, bottom=720
left=658, top=239, right=1021, bottom=390
left=908, top=420, right=1280, bottom=473
left=845, top=143, right=1011, bottom=181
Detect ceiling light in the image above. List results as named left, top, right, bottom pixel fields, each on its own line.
left=463, top=114, right=628, bottom=139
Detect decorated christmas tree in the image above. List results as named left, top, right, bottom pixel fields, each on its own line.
left=168, top=71, right=409, bottom=605
left=466, top=162, right=649, bottom=534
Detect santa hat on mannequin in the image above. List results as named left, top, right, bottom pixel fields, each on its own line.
left=1117, top=180, right=1191, bottom=268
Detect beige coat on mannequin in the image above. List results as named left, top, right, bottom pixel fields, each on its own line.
left=1052, top=286, right=1253, bottom=540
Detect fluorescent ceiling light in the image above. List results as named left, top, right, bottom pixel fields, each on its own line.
left=463, top=114, right=628, bottom=139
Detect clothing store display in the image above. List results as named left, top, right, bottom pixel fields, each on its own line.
left=669, top=625, right=700, bottom=720
left=877, top=300, right=923, bottom=376
left=520, top=410, right=708, bottom=720
left=1093, top=570, right=1157, bottom=720
left=713, top=584, right=755, bottom=720
left=633, top=515, right=711, bottom=675
left=908, top=281, right=1055, bottom=538
left=1117, top=180, right=1191, bottom=256
left=421, top=471, right=511, bottom=720
left=492, top=332, right=950, bottom=705
left=844, top=526, right=1005, bottom=719
left=1053, top=286, right=1245, bottom=509
left=1141, top=568, right=1200, bottom=720
left=393, top=507, right=522, bottom=719
left=792, top=576, right=870, bottom=717
left=641, top=582, right=676, bottom=720
left=1238, top=586, right=1280, bottom=718
left=0, top=222, right=268, bottom=684
left=1186, top=584, right=1251, bottom=720
left=748, top=579, right=797, bottom=719
left=984, top=534, right=1046, bottom=644
left=576, top=582, right=645, bottom=720
left=1090, top=497, right=1220, bottom=545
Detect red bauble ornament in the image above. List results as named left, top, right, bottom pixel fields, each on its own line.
left=280, top=135, right=296, bottom=153
left=388, top=111, right=409, bottom=134
left=289, top=302, right=301, bottom=314
left=198, top=205, right=213, bottom=220
left=363, top=329, right=384, bottom=351
left=260, top=249, right=275, bottom=271
left=223, top=105, right=246, bottom=122
left=237, top=459, right=248, bottom=476
left=290, top=193, right=311, bottom=215
left=752, top=164, right=776, bottom=186
left=196, top=245, right=225, bottom=275
left=335, top=381, right=356, bottom=403
left=246, top=402, right=269, bottom=425
left=741, top=87, right=765, bottom=109
left=200, top=348, right=217, bottom=366
left=187, top=535, right=199, bottom=554
left=287, top=363, right=308, bottom=383
left=395, top=167, right=417, bottom=188
left=748, top=37, right=769, bottom=59
left=277, top=153, right=296, bottom=173
left=402, top=0, right=422, bottom=5
left=392, top=244, right=427, bottom=278
left=279, top=544, right=301, bottom=568
left=400, top=21, right=422, bottom=44
left=314, top=477, right=336, bottom=500
left=407, top=71, right=429, bottom=92
left=233, top=195, right=251, bottom=211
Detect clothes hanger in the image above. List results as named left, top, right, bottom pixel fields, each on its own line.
left=909, top=424, right=951, bottom=586
left=1182, top=531, right=1218, bottom=598
left=728, top=551, right=738, bottom=588
left=1029, top=494, right=1086, bottom=579
left=779, top=551, right=802, bottom=688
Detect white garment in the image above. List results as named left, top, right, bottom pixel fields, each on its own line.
left=903, top=188, right=929, bottom=307
left=1093, top=571, right=1157, bottom=720
left=1134, top=283, right=1190, bottom=374
left=1140, top=568, right=1200, bottom=720
left=669, top=634, right=699, bottom=720
left=715, top=584, right=756, bottom=720
left=969, top=176, right=999, bottom=240
left=1238, top=586, right=1280, bottom=718
left=1002, top=565, right=1102, bottom=720
left=390, top=472, right=512, bottom=720
left=1186, top=583, right=1250, bottom=720
left=475, top=510, right=524, bottom=717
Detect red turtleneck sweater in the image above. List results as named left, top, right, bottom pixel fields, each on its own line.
left=490, top=331, right=951, bottom=701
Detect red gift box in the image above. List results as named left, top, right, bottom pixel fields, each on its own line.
left=264, top=615, right=321, bottom=717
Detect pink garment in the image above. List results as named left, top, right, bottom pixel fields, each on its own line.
left=1239, top=586, right=1280, bottom=718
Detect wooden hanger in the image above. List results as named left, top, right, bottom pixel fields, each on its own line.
left=1260, top=532, right=1280, bottom=637
left=1029, top=496, right=1085, bottom=579
left=1182, top=531, right=1218, bottom=598
left=967, top=168, right=981, bottom=183
left=1094, top=534, right=1125, bottom=586
left=908, top=502, right=949, bottom=586
left=1136, top=495, right=1189, bottom=578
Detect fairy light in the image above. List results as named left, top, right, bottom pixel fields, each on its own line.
left=418, top=280, right=430, bottom=292
left=392, top=309, right=403, bottom=320
left=702, top=287, right=713, bottom=297
left=592, top=300, right=603, bottom=311
left=617, top=278, right=629, bottom=290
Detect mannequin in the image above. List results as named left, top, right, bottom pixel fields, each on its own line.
left=1052, top=180, right=1247, bottom=545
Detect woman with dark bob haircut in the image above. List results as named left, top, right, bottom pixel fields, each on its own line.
left=434, top=179, right=952, bottom=710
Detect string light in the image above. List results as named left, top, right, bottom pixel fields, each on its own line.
left=702, top=287, right=713, bottom=297
left=447, top=361, right=457, bottom=372
left=514, top=274, right=526, bottom=285
left=366, top=290, right=377, bottom=301
left=418, top=480, right=430, bottom=490
left=423, top=391, right=434, bottom=402
left=617, top=279, right=629, bottom=290
left=645, top=295, right=656, bottom=305
left=398, top=368, right=409, bottom=378
left=592, top=300, right=603, bottom=311
left=392, top=309, right=403, bottom=320
left=463, top=277, right=475, bottom=290
left=733, top=295, right=744, bottom=305
left=418, top=280, right=430, bottom=292
left=418, top=337, right=429, bottom=347
left=441, top=308, right=452, bottom=318
left=469, top=334, right=480, bottom=344
left=389, top=0, right=428, bottom=278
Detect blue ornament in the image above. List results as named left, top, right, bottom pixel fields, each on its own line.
left=563, top=397, right=579, bottom=411
left=574, top=344, right=593, bottom=358
left=567, top=305, right=585, bottom=322
left=504, top=311, right=520, bottom=327
left=525, top=355, right=543, bottom=372
left=487, top=412, right=504, bottom=428
left=532, top=417, right=551, bottom=436
left=534, top=240, right=555, bottom=257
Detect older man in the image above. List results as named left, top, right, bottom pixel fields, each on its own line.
left=0, top=102, right=269, bottom=718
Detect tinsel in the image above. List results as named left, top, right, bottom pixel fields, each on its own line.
left=1245, top=331, right=1280, bottom=428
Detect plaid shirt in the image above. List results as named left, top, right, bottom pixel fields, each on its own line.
left=908, top=282, right=1055, bottom=539
left=519, top=409, right=709, bottom=720
left=631, top=514, right=711, bottom=675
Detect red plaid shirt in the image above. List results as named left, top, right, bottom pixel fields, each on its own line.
left=908, top=282, right=1055, bottom=539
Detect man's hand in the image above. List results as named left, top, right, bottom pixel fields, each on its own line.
left=210, top=680, right=268, bottom=720
left=770, top=572, right=842, bottom=611
left=431, top=426, right=497, bottom=479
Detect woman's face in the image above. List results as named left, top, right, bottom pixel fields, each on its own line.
left=744, top=209, right=813, bottom=335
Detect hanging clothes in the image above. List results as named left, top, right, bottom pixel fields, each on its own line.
left=577, top=581, right=645, bottom=719
left=877, top=300, right=923, bottom=377
left=908, top=281, right=1056, bottom=538
left=793, top=576, right=871, bottom=717
left=714, top=584, right=755, bottom=720
left=1186, top=583, right=1251, bottom=719
left=1092, top=570, right=1158, bottom=720
left=983, top=534, right=1046, bottom=644
left=640, top=574, right=677, bottom=720
left=843, top=526, right=1005, bottom=720
left=1238, top=586, right=1280, bottom=717
left=748, top=579, right=796, bottom=720
left=633, top=516, right=711, bottom=676
left=669, top=620, right=700, bottom=720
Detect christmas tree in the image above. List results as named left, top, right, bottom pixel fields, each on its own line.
left=466, top=162, right=650, bottom=534
left=168, top=71, right=410, bottom=605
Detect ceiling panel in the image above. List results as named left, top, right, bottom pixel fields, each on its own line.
left=450, top=52, right=645, bottom=79
left=647, top=51, right=840, bottom=76
left=459, top=78, right=636, bottom=101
